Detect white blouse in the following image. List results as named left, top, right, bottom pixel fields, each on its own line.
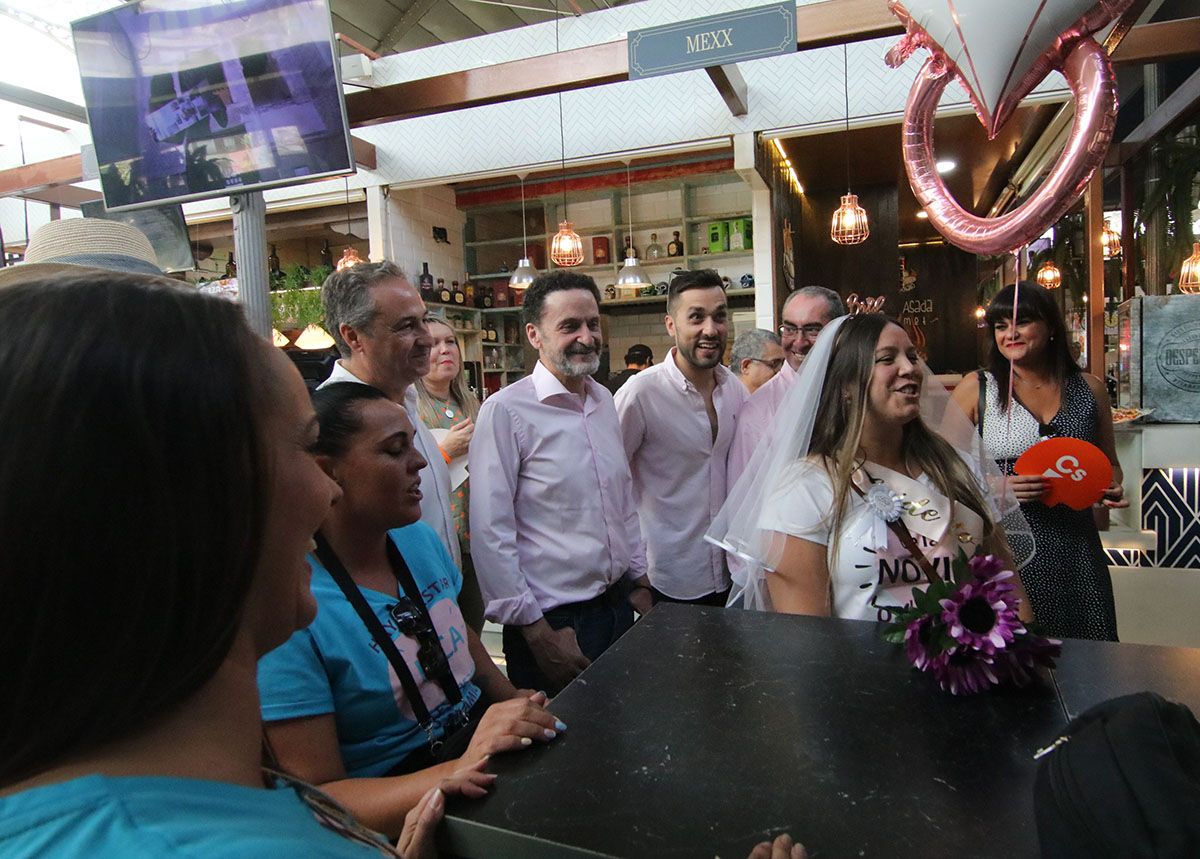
left=760, top=459, right=986, bottom=622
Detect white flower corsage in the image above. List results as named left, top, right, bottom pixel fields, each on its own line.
left=865, top=483, right=904, bottom=522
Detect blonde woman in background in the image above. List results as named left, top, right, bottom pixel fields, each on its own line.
left=414, top=317, right=484, bottom=630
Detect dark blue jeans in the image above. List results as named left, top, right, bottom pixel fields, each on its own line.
left=502, top=583, right=634, bottom=696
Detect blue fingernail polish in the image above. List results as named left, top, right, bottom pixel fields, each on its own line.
left=554, top=720, right=568, bottom=732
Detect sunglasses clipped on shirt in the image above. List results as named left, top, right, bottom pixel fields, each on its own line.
left=388, top=598, right=453, bottom=682
left=778, top=323, right=825, bottom=340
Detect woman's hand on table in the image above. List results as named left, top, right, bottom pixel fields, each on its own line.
left=748, top=833, right=808, bottom=859
left=396, top=763, right=494, bottom=859
left=1099, top=480, right=1129, bottom=509
left=1008, top=474, right=1047, bottom=504
left=442, top=418, right=474, bottom=459
left=459, top=691, right=565, bottom=765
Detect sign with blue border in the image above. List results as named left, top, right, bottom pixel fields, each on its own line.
left=628, top=2, right=797, bottom=81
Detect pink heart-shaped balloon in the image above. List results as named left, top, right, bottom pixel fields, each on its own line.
left=887, top=0, right=1135, bottom=139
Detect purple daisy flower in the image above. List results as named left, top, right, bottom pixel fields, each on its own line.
left=968, top=553, right=1005, bottom=580
left=929, top=646, right=1001, bottom=695
left=939, top=574, right=1025, bottom=653
left=995, top=634, right=1063, bottom=686
left=904, top=615, right=940, bottom=670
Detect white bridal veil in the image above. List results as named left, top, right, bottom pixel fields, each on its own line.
left=706, top=315, right=1035, bottom=611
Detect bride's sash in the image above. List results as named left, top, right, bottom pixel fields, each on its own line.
left=857, top=462, right=985, bottom=562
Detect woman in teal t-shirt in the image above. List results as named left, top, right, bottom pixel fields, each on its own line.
left=259, top=382, right=564, bottom=838
left=0, top=272, right=452, bottom=858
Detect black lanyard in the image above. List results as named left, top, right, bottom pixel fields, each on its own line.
left=313, top=532, right=465, bottom=747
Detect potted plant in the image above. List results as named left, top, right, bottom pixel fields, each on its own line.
left=271, top=264, right=331, bottom=340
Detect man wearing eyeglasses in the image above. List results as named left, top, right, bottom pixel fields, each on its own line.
left=730, top=328, right=785, bottom=395
left=727, top=286, right=845, bottom=488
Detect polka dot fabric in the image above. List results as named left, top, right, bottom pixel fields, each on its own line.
left=980, top=372, right=1118, bottom=641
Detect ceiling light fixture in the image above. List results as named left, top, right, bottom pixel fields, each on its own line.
left=1180, top=242, right=1200, bottom=295
left=548, top=2, right=583, bottom=267
left=1036, top=260, right=1062, bottom=289
left=615, top=160, right=651, bottom=295
left=336, top=178, right=363, bottom=271
left=509, top=172, right=537, bottom=292
left=935, top=159, right=957, bottom=174
left=1101, top=219, right=1121, bottom=260
left=831, top=44, right=869, bottom=246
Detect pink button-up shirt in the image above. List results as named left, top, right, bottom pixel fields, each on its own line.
left=727, top=359, right=798, bottom=488
left=469, top=360, right=647, bottom=626
left=614, top=349, right=747, bottom=599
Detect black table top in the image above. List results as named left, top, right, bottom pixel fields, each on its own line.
left=443, top=605, right=1200, bottom=859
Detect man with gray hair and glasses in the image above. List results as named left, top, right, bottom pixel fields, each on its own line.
left=727, top=285, right=845, bottom=487
left=730, top=328, right=785, bottom=396
left=319, top=261, right=460, bottom=568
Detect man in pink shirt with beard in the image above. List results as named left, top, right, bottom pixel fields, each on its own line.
left=469, top=271, right=654, bottom=696
left=727, top=286, right=845, bottom=488
left=615, top=270, right=747, bottom=607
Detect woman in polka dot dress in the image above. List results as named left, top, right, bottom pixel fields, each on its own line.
left=953, top=283, right=1127, bottom=641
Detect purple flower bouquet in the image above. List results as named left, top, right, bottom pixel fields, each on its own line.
left=880, top=551, right=1061, bottom=695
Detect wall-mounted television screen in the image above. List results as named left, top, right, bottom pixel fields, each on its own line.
left=72, top=0, right=353, bottom=212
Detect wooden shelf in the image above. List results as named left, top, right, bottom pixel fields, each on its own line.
left=688, top=251, right=754, bottom=263
left=614, top=218, right=684, bottom=231
left=685, top=211, right=751, bottom=223
left=465, top=234, right=548, bottom=248
left=600, top=287, right=755, bottom=308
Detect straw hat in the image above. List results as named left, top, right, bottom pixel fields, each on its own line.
left=21, top=218, right=162, bottom=276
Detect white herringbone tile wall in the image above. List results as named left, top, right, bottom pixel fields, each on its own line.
left=355, top=1, right=1070, bottom=187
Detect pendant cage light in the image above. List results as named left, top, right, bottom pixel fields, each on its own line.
left=615, top=161, right=651, bottom=296
left=831, top=44, right=869, bottom=246
left=509, top=174, right=538, bottom=291
left=1180, top=242, right=1200, bottom=295
left=1100, top=219, right=1121, bottom=260
left=548, top=2, right=583, bottom=268
left=337, top=178, right=363, bottom=270
left=1036, top=260, right=1062, bottom=289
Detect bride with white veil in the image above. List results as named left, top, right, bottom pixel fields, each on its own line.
left=707, top=313, right=1035, bottom=619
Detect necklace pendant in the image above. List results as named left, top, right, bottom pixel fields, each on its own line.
left=444, top=407, right=455, bottom=419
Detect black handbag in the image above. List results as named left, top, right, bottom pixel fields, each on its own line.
left=1035, top=691, right=1200, bottom=858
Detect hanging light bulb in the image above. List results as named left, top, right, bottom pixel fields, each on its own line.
left=1036, top=260, right=1062, bottom=290
left=550, top=223, right=584, bottom=267
left=1100, top=219, right=1121, bottom=259
left=832, top=194, right=870, bottom=245
left=337, top=246, right=364, bottom=271
left=1180, top=242, right=1200, bottom=295
left=615, top=161, right=651, bottom=295
left=510, top=174, right=538, bottom=291
left=546, top=1, right=582, bottom=269
left=974, top=306, right=987, bottom=328
left=294, top=324, right=336, bottom=350
left=831, top=45, right=869, bottom=246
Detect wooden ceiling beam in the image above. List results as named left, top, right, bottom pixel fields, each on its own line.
left=1110, top=16, right=1200, bottom=66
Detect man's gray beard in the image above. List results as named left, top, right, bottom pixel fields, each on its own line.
left=552, top=351, right=601, bottom=378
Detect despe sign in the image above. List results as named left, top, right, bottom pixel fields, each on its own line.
left=628, top=2, right=797, bottom=81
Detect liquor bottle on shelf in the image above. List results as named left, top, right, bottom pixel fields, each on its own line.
left=645, top=233, right=664, bottom=259
left=485, top=321, right=497, bottom=343
left=268, top=244, right=281, bottom=275
left=465, top=280, right=476, bottom=307
left=451, top=280, right=466, bottom=305
left=437, top=278, right=451, bottom=304
left=481, top=282, right=494, bottom=308
left=592, top=236, right=610, bottom=265
left=320, top=240, right=333, bottom=268
left=418, top=262, right=435, bottom=300
left=667, top=231, right=684, bottom=257
left=623, top=235, right=639, bottom=260
left=225, top=253, right=237, bottom=279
